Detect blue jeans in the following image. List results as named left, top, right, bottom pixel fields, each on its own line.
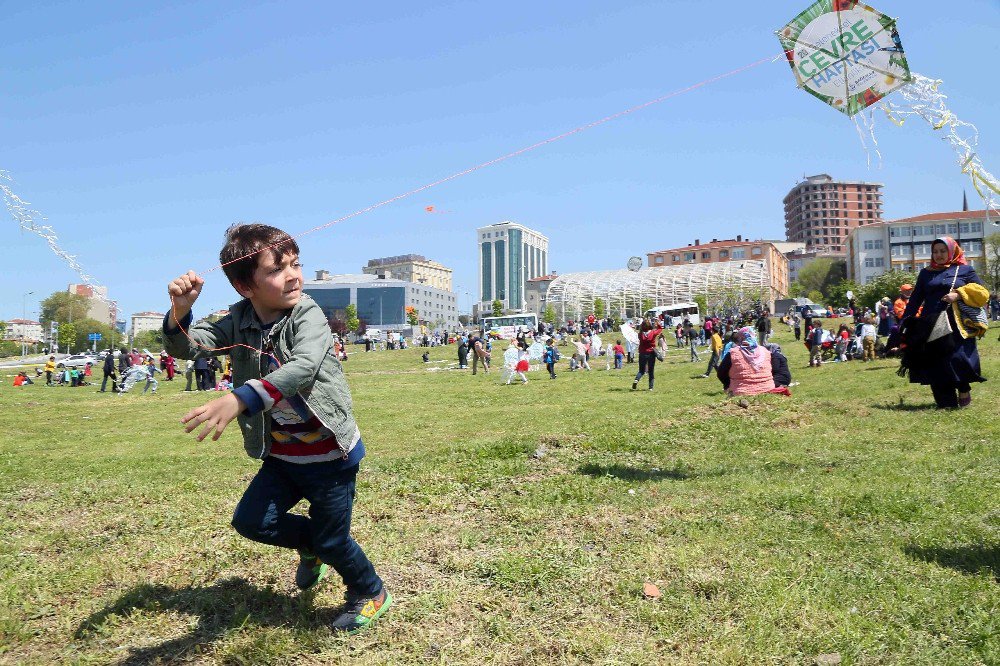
left=231, top=457, right=382, bottom=598
left=634, top=352, right=656, bottom=388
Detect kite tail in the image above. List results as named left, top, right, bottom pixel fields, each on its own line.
left=880, top=73, right=1000, bottom=221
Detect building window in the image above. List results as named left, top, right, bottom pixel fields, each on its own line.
left=655, top=256, right=664, bottom=264
left=719, top=250, right=729, bottom=258
left=684, top=252, right=695, bottom=261
left=494, top=240, right=506, bottom=300
left=701, top=251, right=711, bottom=259
left=732, top=249, right=746, bottom=259
left=481, top=243, right=492, bottom=301
left=671, top=254, right=679, bottom=262
left=752, top=247, right=762, bottom=256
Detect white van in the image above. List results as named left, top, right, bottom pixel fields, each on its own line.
left=644, top=302, right=701, bottom=326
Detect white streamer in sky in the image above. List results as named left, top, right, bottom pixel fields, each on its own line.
left=874, top=74, right=999, bottom=223
left=2, top=171, right=119, bottom=316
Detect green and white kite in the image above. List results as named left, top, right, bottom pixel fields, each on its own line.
left=777, top=0, right=911, bottom=116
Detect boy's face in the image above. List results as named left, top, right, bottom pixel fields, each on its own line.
left=238, top=251, right=303, bottom=311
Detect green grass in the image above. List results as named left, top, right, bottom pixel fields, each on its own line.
left=1, top=321, right=999, bottom=664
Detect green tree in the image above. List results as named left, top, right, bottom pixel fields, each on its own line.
left=73, top=318, right=114, bottom=351
left=458, top=314, right=471, bottom=326
left=807, top=290, right=824, bottom=304
left=692, top=294, right=708, bottom=317
left=344, top=304, right=360, bottom=333
left=705, top=285, right=770, bottom=316
left=57, top=322, right=77, bottom=351
left=406, top=307, right=419, bottom=326
left=491, top=300, right=503, bottom=317
left=592, top=297, right=606, bottom=319
left=856, top=269, right=917, bottom=312
left=640, top=298, right=654, bottom=314
left=40, top=292, right=89, bottom=325
left=984, top=231, right=1000, bottom=292
left=787, top=281, right=806, bottom=297
left=0, top=321, right=6, bottom=339
left=132, top=328, right=164, bottom=351
left=796, top=259, right=847, bottom=299
left=0, top=340, right=21, bottom=358
left=826, top=280, right=862, bottom=309
left=543, top=305, right=556, bottom=325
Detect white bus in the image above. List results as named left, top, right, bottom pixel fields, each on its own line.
left=644, top=302, right=701, bottom=326
left=481, top=313, right=539, bottom=340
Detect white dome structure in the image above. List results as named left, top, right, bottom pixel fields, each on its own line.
left=545, top=260, right=771, bottom=321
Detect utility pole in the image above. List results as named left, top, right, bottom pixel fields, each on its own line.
left=21, top=291, right=33, bottom=358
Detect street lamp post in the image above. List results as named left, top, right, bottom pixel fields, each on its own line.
left=21, top=291, right=34, bottom=358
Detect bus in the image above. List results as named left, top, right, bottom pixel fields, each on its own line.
left=644, top=302, right=700, bottom=327
left=480, top=313, right=539, bottom=340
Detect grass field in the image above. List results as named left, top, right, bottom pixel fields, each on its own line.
left=1, top=321, right=998, bottom=664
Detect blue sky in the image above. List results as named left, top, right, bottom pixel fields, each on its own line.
left=2, top=1, right=997, bottom=322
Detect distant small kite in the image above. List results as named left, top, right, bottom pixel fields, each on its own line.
left=777, top=0, right=911, bottom=116
left=424, top=205, right=453, bottom=214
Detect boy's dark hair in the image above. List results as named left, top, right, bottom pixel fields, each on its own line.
left=220, top=223, right=300, bottom=290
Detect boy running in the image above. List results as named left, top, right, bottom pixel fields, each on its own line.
left=163, top=223, right=391, bottom=634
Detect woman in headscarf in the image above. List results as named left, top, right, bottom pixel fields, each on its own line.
left=715, top=327, right=777, bottom=396
left=896, top=237, right=989, bottom=408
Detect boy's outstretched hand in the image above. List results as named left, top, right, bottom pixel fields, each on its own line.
left=167, top=270, right=205, bottom=321
left=182, top=393, right=245, bottom=442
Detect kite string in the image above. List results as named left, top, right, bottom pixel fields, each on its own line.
left=171, top=51, right=785, bottom=360
left=207, top=52, right=785, bottom=277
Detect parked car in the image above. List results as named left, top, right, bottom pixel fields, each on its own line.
left=801, top=306, right=828, bottom=318
left=56, top=354, right=99, bottom=369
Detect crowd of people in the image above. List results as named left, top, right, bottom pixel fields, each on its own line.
left=10, top=238, right=993, bottom=410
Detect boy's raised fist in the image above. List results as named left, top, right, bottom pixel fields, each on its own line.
left=168, top=271, right=204, bottom=314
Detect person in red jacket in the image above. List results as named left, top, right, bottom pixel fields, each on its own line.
left=612, top=341, right=625, bottom=369
left=631, top=319, right=663, bottom=391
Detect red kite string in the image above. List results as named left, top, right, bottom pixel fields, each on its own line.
left=172, top=52, right=782, bottom=357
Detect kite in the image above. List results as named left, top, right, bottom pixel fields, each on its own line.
left=500, top=346, right=522, bottom=384
left=619, top=324, right=639, bottom=348
left=424, top=206, right=452, bottom=214
left=118, top=365, right=155, bottom=394
left=527, top=341, right=545, bottom=362
left=589, top=335, right=602, bottom=355
left=777, top=0, right=911, bottom=116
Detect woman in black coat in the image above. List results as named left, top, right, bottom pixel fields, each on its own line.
left=764, top=342, right=792, bottom=387
left=898, top=237, right=987, bottom=408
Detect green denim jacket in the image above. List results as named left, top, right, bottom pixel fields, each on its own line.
left=163, top=294, right=358, bottom=460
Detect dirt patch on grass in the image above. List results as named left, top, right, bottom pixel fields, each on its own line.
left=680, top=399, right=815, bottom=429
left=538, top=433, right=587, bottom=447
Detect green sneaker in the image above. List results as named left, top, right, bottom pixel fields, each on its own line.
left=295, top=550, right=329, bottom=591
left=331, top=588, right=393, bottom=634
